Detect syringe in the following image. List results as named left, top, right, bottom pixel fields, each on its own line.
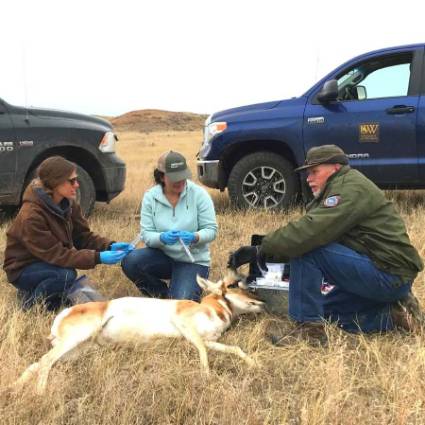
left=178, top=237, right=195, bottom=263
left=130, top=234, right=142, bottom=247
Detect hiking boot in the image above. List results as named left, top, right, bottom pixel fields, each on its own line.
left=266, top=321, right=328, bottom=347
left=264, top=320, right=291, bottom=343
left=391, top=291, right=425, bottom=332
left=66, top=275, right=107, bottom=305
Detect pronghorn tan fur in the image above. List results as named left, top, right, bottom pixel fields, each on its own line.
left=14, top=272, right=263, bottom=394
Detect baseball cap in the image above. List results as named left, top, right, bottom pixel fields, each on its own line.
left=157, top=150, right=192, bottom=182
left=294, top=145, right=349, bottom=172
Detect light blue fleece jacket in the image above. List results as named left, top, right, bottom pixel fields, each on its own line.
left=141, top=180, right=217, bottom=266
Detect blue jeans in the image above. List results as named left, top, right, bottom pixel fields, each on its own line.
left=121, top=247, right=209, bottom=301
left=289, top=243, right=412, bottom=333
left=13, top=262, right=77, bottom=310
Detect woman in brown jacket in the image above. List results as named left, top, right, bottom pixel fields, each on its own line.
left=3, top=156, right=132, bottom=310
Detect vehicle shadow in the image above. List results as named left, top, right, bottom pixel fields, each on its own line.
left=0, top=207, right=16, bottom=225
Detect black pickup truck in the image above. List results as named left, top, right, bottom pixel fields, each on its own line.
left=0, top=97, right=126, bottom=216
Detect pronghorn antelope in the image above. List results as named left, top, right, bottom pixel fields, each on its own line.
left=14, top=272, right=264, bottom=394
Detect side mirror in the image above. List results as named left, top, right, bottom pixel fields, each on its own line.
left=316, top=79, right=338, bottom=103
left=355, top=85, right=367, bottom=100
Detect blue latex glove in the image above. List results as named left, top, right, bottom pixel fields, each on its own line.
left=100, top=250, right=127, bottom=264
left=160, top=230, right=180, bottom=245
left=111, top=242, right=135, bottom=253
left=178, top=230, right=197, bottom=245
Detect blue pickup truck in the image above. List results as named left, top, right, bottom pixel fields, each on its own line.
left=197, top=43, right=425, bottom=209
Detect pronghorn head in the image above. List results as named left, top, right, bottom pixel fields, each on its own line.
left=196, top=269, right=245, bottom=295
left=196, top=271, right=264, bottom=315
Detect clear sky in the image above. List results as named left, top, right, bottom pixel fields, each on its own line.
left=2, top=0, right=424, bottom=117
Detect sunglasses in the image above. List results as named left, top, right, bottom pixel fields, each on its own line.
left=67, top=177, right=79, bottom=186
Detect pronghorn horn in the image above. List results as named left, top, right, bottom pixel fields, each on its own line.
left=237, top=279, right=249, bottom=290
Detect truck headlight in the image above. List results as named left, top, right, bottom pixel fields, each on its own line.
left=201, top=118, right=227, bottom=156
left=99, top=131, right=118, bottom=153
left=205, top=121, right=227, bottom=144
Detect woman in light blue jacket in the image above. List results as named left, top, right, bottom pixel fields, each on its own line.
left=121, top=151, right=217, bottom=301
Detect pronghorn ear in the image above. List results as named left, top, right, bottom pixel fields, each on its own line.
left=196, top=275, right=223, bottom=295
left=196, top=275, right=209, bottom=290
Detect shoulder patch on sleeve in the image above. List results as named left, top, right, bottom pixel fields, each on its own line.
left=323, top=195, right=341, bottom=208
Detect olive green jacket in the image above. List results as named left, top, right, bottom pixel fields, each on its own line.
left=261, top=166, right=423, bottom=281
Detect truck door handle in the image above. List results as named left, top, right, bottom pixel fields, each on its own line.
left=386, top=105, right=415, bottom=114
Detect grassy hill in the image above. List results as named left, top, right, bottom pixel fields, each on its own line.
left=111, top=109, right=208, bottom=133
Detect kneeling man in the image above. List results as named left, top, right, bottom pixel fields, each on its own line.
left=228, top=145, right=424, bottom=342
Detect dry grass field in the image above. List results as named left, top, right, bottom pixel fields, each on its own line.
left=1, top=128, right=425, bottom=424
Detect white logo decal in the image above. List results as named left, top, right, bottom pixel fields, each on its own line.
left=170, top=161, right=184, bottom=169
left=307, top=116, right=325, bottom=124
left=321, top=281, right=336, bottom=295
left=19, top=140, right=34, bottom=147
left=323, top=195, right=341, bottom=208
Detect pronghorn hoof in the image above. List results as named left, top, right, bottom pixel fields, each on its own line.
left=35, top=381, right=48, bottom=396
left=35, top=386, right=47, bottom=396
left=16, top=362, right=39, bottom=383
left=245, top=356, right=256, bottom=367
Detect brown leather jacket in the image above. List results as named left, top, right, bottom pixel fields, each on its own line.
left=3, top=181, right=111, bottom=283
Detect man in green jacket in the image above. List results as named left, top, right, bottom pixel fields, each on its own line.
left=228, top=145, right=424, bottom=340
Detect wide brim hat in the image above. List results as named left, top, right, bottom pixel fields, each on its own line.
left=157, top=150, right=192, bottom=182
left=295, top=144, right=349, bottom=172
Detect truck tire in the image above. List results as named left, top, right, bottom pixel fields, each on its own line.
left=227, top=152, right=299, bottom=210
left=76, top=165, right=96, bottom=217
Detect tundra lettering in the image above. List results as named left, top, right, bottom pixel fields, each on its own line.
left=348, top=153, right=370, bottom=159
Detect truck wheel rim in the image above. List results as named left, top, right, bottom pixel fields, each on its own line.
left=241, top=166, right=286, bottom=208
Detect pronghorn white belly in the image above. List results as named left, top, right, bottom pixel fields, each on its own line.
left=190, top=311, right=230, bottom=341
left=101, top=297, right=182, bottom=341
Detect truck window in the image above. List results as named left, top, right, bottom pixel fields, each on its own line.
left=360, top=63, right=410, bottom=98
left=336, top=54, right=412, bottom=101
